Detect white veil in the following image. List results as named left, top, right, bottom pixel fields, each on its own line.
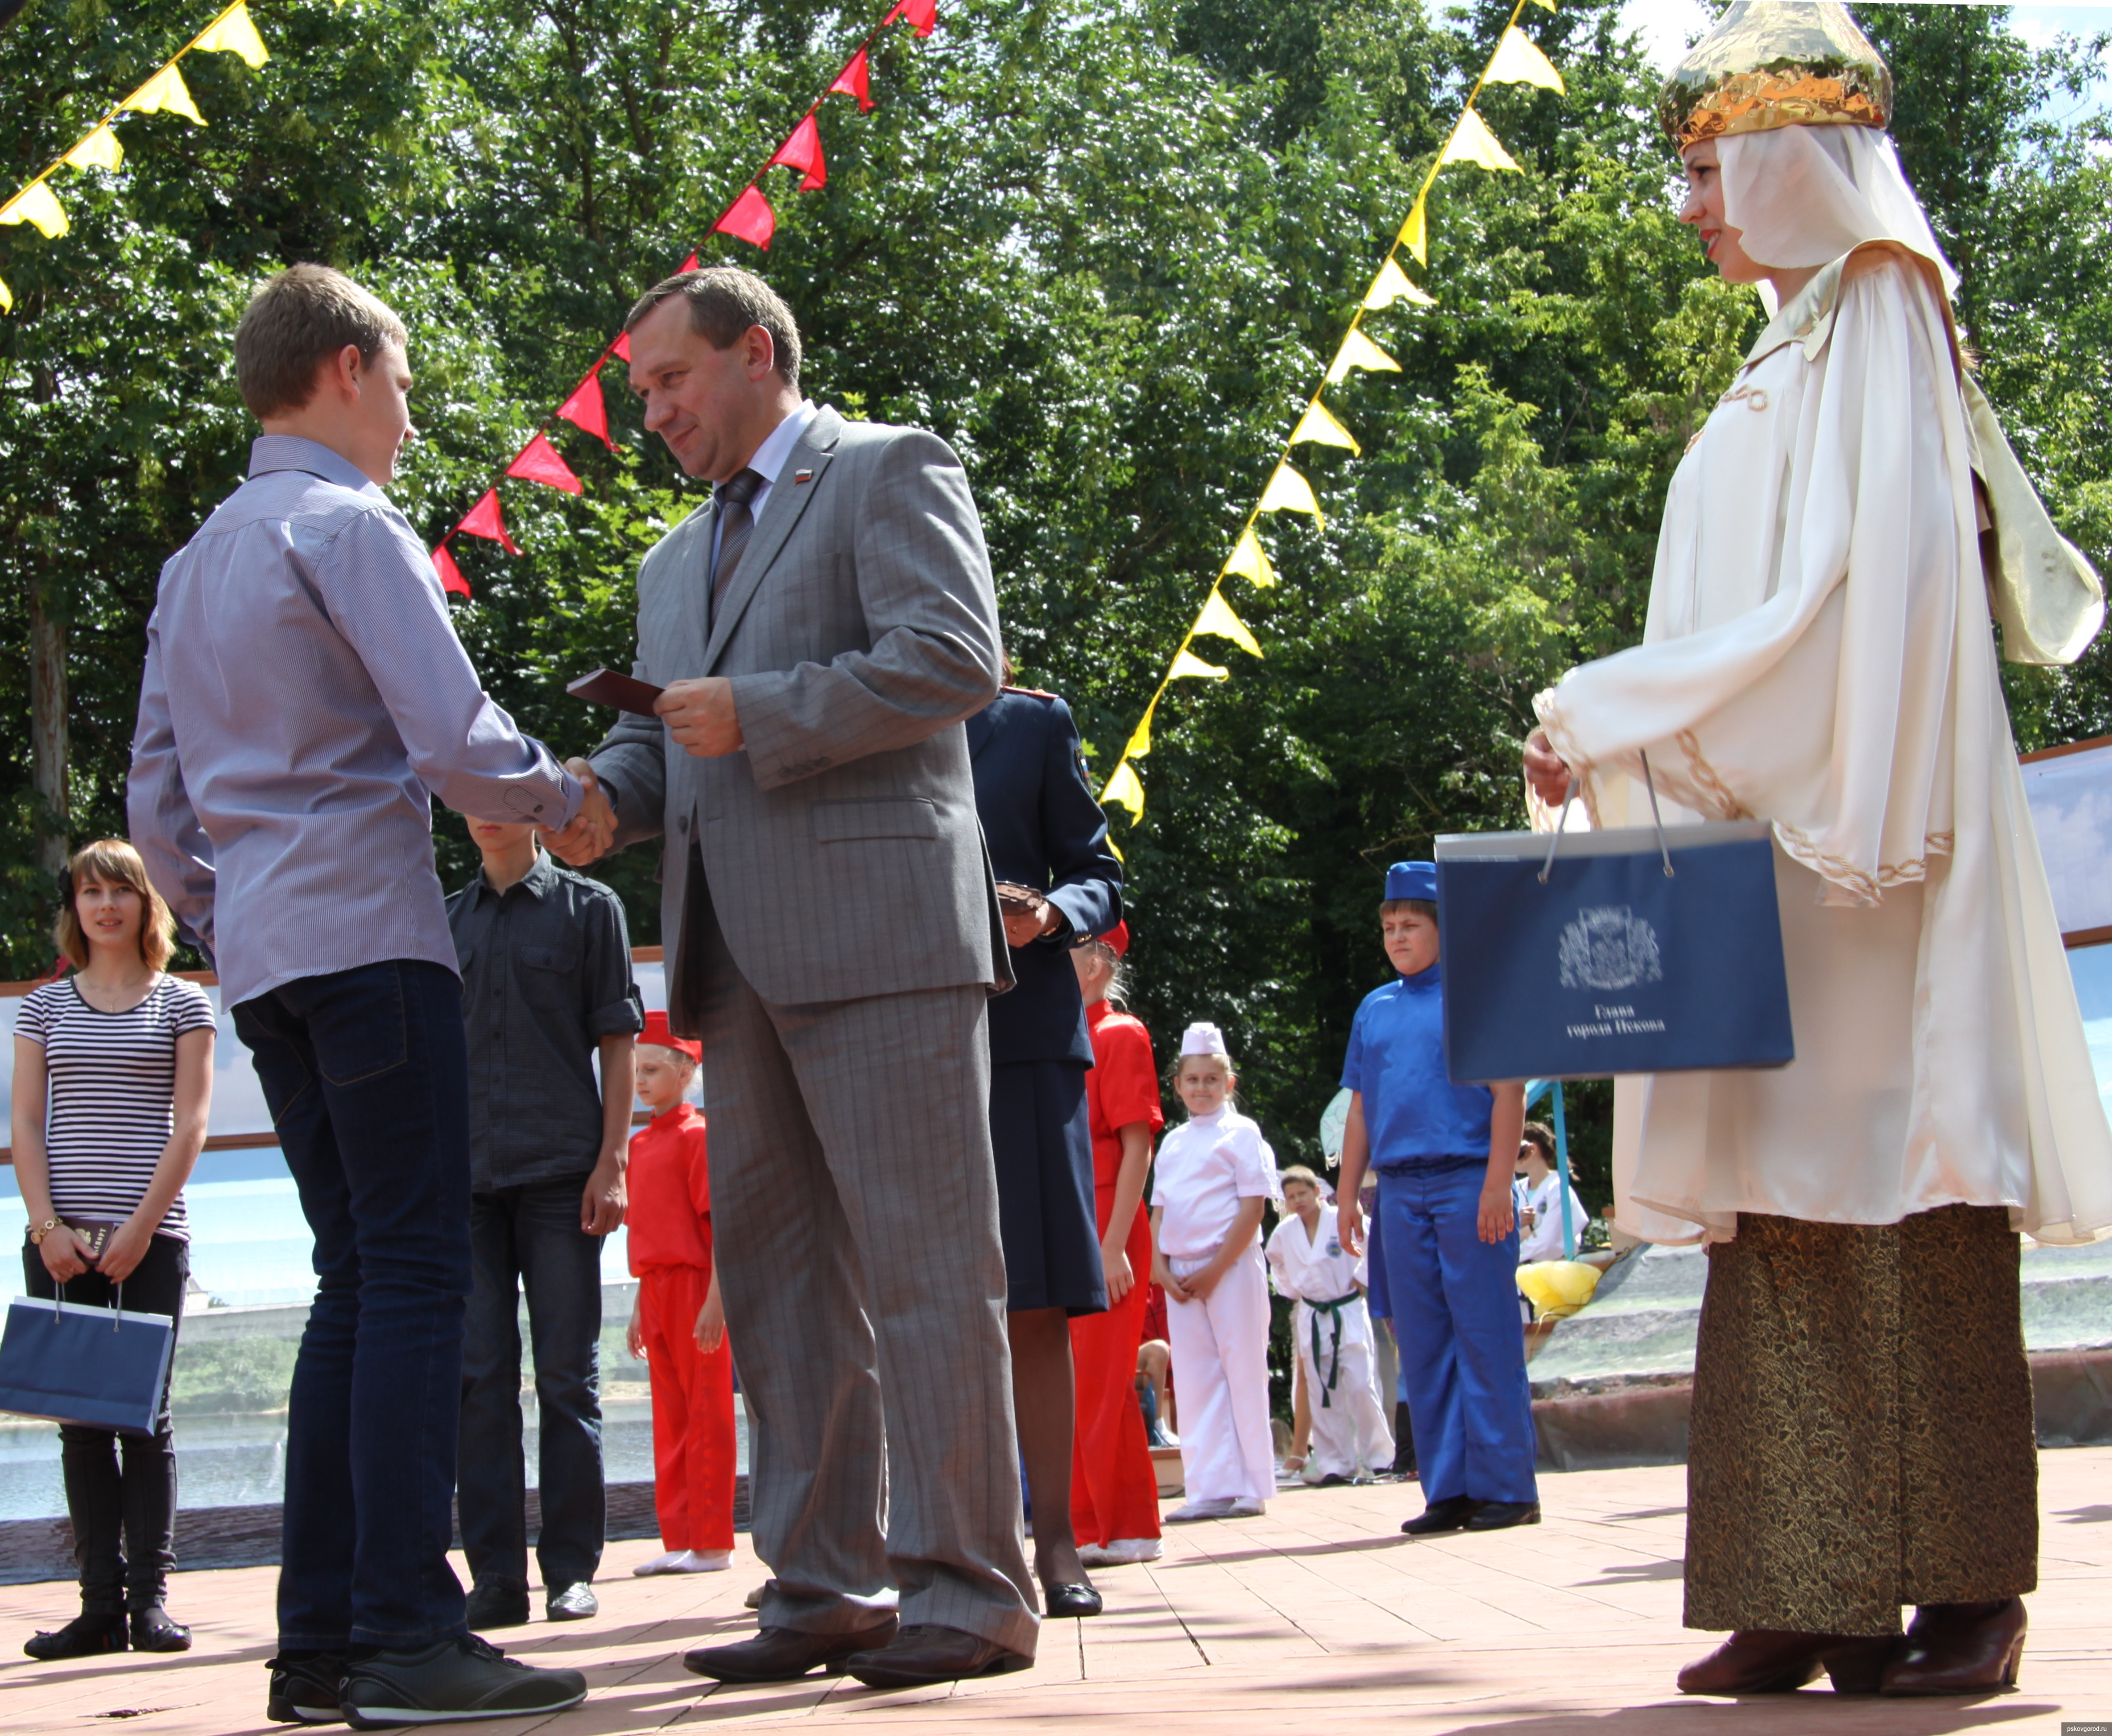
left=1718, top=125, right=1958, bottom=297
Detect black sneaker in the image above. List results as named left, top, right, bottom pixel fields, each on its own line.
left=462, top=1577, right=531, bottom=1631
left=268, top=1652, right=348, bottom=1724
left=342, top=1634, right=586, bottom=1728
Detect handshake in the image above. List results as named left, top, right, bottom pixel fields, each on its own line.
left=540, top=672, right=748, bottom=866
left=542, top=758, right=619, bottom=867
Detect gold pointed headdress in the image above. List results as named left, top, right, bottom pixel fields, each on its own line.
left=1659, top=1, right=1892, bottom=148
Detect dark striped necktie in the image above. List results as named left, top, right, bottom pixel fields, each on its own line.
left=709, top=467, right=767, bottom=606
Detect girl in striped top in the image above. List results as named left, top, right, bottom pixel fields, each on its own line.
left=11, top=839, right=214, bottom=1661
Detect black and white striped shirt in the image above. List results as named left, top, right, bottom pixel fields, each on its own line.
left=16, top=976, right=217, bottom=1242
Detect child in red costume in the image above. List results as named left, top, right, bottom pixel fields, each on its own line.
left=1068, top=923, right=1166, bottom=1567
left=623, top=1014, right=736, bottom=1576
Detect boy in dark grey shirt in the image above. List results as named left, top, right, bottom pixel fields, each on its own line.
left=447, top=814, right=642, bottom=1626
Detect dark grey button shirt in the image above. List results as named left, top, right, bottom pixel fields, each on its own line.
left=447, top=852, right=645, bottom=1192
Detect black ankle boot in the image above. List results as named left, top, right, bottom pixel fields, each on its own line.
left=25, top=1610, right=129, bottom=1661
left=130, top=1604, right=192, bottom=1652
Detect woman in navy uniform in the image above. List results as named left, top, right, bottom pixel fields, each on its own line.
left=969, top=676, right=1122, bottom=1621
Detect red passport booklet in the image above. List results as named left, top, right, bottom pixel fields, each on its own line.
left=567, top=669, right=664, bottom=717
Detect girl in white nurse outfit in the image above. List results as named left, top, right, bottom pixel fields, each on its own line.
left=1150, top=1025, right=1280, bottom=1520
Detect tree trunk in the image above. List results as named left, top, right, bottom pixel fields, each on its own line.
left=29, top=579, right=68, bottom=877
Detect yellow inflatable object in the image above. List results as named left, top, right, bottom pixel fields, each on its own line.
left=1515, top=1259, right=1602, bottom=1321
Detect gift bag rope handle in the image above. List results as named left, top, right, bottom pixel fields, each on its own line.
left=1538, top=750, right=1675, bottom=885
left=51, top=1279, right=127, bottom=1331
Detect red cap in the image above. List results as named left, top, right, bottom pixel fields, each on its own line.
left=1100, top=920, right=1130, bottom=958
left=639, top=1010, right=701, bottom=1061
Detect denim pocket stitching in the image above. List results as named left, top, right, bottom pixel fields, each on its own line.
left=317, top=964, right=411, bottom=1088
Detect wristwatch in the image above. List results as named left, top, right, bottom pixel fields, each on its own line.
left=28, top=1218, right=59, bottom=1245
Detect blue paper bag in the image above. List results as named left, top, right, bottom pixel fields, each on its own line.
left=1435, top=818, right=1794, bottom=1083
left=0, top=1294, right=176, bottom=1436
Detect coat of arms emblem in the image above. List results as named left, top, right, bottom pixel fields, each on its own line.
left=1557, top=905, right=1663, bottom=991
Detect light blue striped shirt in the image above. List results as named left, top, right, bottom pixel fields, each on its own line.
left=128, top=436, right=582, bottom=1008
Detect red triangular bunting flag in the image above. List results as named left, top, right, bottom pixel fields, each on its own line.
left=828, top=47, right=874, bottom=111
left=557, top=371, right=616, bottom=453
left=611, top=331, right=631, bottom=362
left=714, top=185, right=776, bottom=250
left=887, top=0, right=937, bottom=35
left=770, top=113, right=826, bottom=192
left=506, top=432, right=584, bottom=495
left=457, top=489, right=520, bottom=555
left=431, top=542, right=470, bottom=597
left=679, top=251, right=699, bottom=272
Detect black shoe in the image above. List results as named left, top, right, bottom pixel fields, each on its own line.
left=268, top=1652, right=348, bottom=1724
left=1044, top=1583, right=1103, bottom=1618
left=842, top=1624, right=1034, bottom=1689
left=462, top=1576, right=531, bottom=1631
left=1316, top=1473, right=1350, bottom=1488
left=129, top=1603, right=192, bottom=1652
left=341, top=1634, right=586, bottom=1729
left=545, top=1582, right=598, bottom=1622
left=1402, top=1497, right=1481, bottom=1536
left=1465, top=1500, right=1541, bottom=1531
left=685, top=1619, right=899, bottom=1683
left=24, top=1610, right=128, bottom=1661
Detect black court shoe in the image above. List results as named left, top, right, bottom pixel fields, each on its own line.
left=1044, top=1584, right=1103, bottom=1618
left=25, top=1610, right=128, bottom=1661
left=1401, top=1497, right=1481, bottom=1536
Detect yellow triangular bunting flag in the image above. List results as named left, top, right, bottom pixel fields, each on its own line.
left=0, top=272, right=12, bottom=314
left=1195, top=590, right=1262, bottom=658
left=1485, top=27, right=1565, bottom=93
left=1225, top=526, right=1275, bottom=589
left=1325, top=330, right=1399, bottom=385
left=1365, top=257, right=1436, bottom=311
left=1124, top=699, right=1158, bottom=762
left=1291, top=401, right=1361, bottom=456
left=1102, top=760, right=1144, bottom=820
left=196, top=1, right=270, bottom=67
left=1440, top=108, right=1520, bottom=173
left=1169, top=649, right=1230, bottom=681
left=1257, top=464, right=1324, bottom=529
left=1535, top=0, right=1556, bottom=11
left=1399, top=196, right=1428, bottom=267
left=64, top=127, right=124, bottom=172
left=126, top=64, right=207, bottom=125
left=0, top=181, right=68, bottom=238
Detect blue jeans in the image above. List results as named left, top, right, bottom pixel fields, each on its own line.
left=1375, top=1161, right=1539, bottom=1507
left=233, top=960, right=474, bottom=1651
left=459, top=1179, right=606, bottom=1590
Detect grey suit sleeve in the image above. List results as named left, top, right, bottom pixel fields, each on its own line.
left=729, top=431, right=1002, bottom=789
left=588, top=706, right=669, bottom=852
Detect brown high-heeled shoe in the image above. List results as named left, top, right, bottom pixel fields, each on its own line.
left=1880, top=1598, right=2026, bottom=1695
left=1679, top=1629, right=1854, bottom=1694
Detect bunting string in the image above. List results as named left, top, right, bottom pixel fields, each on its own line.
left=431, top=0, right=941, bottom=595
left=1093, top=0, right=1565, bottom=841
left=0, top=0, right=274, bottom=314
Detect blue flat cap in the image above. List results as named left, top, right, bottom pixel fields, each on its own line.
left=1386, top=861, right=1437, bottom=903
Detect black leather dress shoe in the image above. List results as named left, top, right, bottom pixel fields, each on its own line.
left=24, top=1610, right=127, bottom=1660
left=545, top=1582, right=598, bottom=1622
left=1465, top=1500, right=1541, bottom=1531
left=1401, top=1497, right=1481, bottom=1535
left=1043, top=1583, right=1103, bottom=1618
left=683, top=1619, right=899, bottom=1683
left=464, top=1576, right=531, bottom=1630
left=130, top=1604, right=193, bottom=1652
left=842, top=1624, right=1034, bottom=1689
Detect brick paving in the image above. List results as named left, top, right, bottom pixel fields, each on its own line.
left=6, top=1450, right=2112, bottom=1734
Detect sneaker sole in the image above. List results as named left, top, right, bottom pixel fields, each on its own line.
left=267, top=1697, right=345, bottom=1725
left=344, top=1692, right=586, bottom=1729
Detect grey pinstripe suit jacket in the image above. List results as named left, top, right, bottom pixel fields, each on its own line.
left=590, top=405, right=1011, bottom=1008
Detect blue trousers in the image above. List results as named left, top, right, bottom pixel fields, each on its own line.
left=233, top=960, right=475, bottom=1651
left=1376, top=1162, right=1538, bottom=1506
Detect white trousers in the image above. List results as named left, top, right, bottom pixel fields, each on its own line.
left=1296, top=1321, right=1394, bottom=1478
left=1166, top=1246, right=1275, bottom=1502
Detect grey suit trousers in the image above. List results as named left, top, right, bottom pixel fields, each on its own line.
left=690, top=890, right=1038, bottom=1656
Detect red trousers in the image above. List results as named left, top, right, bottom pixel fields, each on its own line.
left=638, top=1264, right=737, bottom=1553
left=1069, top=1200, right=1162, bottom=1545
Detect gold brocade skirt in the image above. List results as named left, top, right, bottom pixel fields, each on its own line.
left=1684, top=1204, right=2038, bottom=1635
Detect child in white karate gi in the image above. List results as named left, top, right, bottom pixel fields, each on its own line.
left=1150, top=1023, right=1281, bottom=1521
left=1267, top=1166, right=1394, bottom=1485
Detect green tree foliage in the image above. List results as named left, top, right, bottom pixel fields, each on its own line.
left=3, top=0, right=2107, bottom=1221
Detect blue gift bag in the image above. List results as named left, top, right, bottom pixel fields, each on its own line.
left=0, top=1292, right=176, bottom=1436
left=1435, top=808, right=1794, bottom=1084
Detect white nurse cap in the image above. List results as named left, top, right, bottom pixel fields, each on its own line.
left=1180, top=1022, right=1229, bottom=1057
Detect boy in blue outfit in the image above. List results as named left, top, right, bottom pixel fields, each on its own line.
left=1335, top=861, right=1538, bottom=1534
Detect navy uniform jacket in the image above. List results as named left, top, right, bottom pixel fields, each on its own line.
left=968, top=689, right=1122, bottom=1067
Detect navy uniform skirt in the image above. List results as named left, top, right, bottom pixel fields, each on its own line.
left=989, top=1059, right=1107, bottom=1316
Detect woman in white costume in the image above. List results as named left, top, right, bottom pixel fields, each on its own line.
left=1523, top=0, right=2111, bottom=1698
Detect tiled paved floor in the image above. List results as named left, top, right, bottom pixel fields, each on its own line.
left=7, top=1451, right=2112, bottom=1734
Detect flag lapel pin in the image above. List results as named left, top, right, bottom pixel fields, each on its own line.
left=793, top=469, right=813, bottom=485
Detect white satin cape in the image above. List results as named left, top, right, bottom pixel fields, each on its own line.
left=1535, top=242, right=2112, bottom=1246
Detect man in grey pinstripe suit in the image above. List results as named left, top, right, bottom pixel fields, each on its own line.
left=545, top=267, right=1036, bottom=1689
